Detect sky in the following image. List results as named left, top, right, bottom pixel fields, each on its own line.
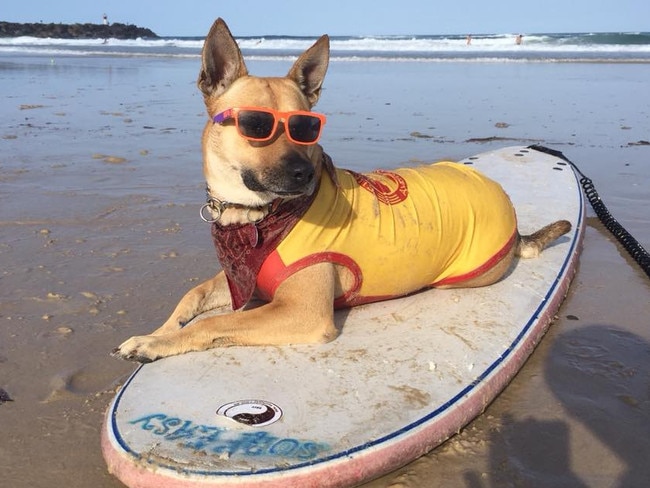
left=2, top=0, right=648, bottom=37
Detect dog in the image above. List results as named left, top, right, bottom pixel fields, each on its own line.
left=112, top=18, right=571, bottom=363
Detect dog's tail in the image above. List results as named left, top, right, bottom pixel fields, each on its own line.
left=516, top=220, right=572, bottom=259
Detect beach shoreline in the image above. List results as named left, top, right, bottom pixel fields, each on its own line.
left=1, top=54, right=649, bottom=487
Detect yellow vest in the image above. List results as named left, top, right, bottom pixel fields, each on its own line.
left=257, top=162, right=517, bottom=307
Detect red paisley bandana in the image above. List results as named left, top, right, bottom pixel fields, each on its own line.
left=211, top=192, right=316, bottom=310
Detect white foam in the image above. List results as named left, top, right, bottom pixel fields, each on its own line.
left=1, top=33, right=649, bottom=60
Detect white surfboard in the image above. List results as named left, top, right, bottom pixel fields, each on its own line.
left=102, top=145, right=585, bottom=488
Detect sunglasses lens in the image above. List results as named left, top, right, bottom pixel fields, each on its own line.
left=288, top=115, right=322, bottom=143
left=238, top=110, right=275, bottom=140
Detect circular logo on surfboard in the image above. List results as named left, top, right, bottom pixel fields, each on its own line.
left=217, top=400, right=283, bottom=427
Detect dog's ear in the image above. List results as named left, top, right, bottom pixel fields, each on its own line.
left=287, top=35, right=330, bottom=107
left=197, top=18, right=248, bottom=99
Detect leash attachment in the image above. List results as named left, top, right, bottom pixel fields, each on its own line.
left=200, top=187, right=281, bottom=224
left=200, top=201, right=222, bottom=223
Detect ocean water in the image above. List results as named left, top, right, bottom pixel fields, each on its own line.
left=1, top=31, right=650, bottom=62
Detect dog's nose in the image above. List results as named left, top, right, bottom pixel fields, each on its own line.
left=285, top=158, right=314, bottom=186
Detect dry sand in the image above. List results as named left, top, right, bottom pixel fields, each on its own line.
left=1, top=56, right=649, bottom=487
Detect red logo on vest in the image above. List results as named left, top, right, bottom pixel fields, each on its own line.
left=352, top=170, right=409, bottom=205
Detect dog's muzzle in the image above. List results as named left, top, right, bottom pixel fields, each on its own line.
left=242, top=156, right=315, bottom=196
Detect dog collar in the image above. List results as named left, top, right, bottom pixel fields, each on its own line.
left=199, top=188, right=281, bottom=224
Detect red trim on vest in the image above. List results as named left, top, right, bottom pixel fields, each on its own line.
left=257, top=231, right=517, bottom=308
left=257, top=250, right=364, bottom=308
left=431, top=230, right=517, bottom=287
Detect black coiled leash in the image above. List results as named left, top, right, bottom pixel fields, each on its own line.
left=529, top=144, right=650, bottom=280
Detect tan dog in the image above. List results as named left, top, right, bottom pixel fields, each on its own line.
left=113, top=18, right=570, bottom=363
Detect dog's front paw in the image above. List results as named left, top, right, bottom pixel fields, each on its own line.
left=111, top=335, right=172, bottom=363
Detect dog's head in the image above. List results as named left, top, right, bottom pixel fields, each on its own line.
left=198, top=18, right=331, bottom=218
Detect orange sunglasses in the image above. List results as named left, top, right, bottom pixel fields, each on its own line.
left=213, top=107, right=326, bottom=145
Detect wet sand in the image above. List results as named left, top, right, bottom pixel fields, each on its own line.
left=1, top=56, right=649, bottom=487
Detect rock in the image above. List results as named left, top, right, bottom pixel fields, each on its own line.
left=0, top=388, right=13, bottom=404
left=0, top=21, right=158, bottom=39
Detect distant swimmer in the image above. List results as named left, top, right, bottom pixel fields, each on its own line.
left=466, top=34, right=472, bottom=45
left=516, top=34, right=523, bottom=45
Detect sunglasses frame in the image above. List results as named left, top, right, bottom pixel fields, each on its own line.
left=212, top=107, right=326, bottom=145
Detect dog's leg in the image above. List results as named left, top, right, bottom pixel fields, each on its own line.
left=112, top=263, right=340, bottom=362
left=147, top=270, right=233, bottom=336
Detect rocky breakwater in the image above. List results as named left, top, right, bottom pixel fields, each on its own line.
left=0, top=21, right=158, bottom=39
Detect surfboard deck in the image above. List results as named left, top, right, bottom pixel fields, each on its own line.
left=102, top=145, right=585, bottom=488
